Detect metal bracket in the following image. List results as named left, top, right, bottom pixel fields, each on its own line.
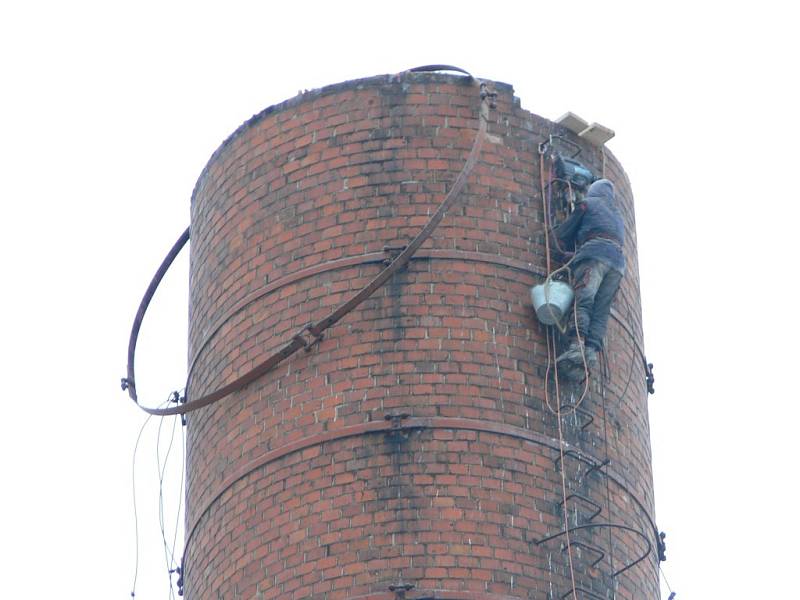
left=169, top=391, right=187, bottom=426
left=383, top=244, right=408, bottom=266
left=658, top=530, right=667, bottom=562
left=384, top=412, right=411, bottom=430
left=170, top=556, right=184, bottom=596
left=479, top=81, right=498, bottom=109
left=389, top=582, right=415, bottom=599
left=292, top=324, right=324, bottom=353
left=645, top=360, right=655, bottom=394
left=539, top=134, right=582, bottom=159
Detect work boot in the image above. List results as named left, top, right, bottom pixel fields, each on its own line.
left=585, top=346, right=599, bottom=367
left=558, top=362, right=586, bottom=383
left=556, top=341, right=584, bottom=365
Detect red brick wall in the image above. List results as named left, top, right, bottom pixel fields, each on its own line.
left=185, top=72, right=657, bottom=599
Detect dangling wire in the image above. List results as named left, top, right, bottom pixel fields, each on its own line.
left=156, top=401, right=184, bottom=600
left=130, top=393, right=185, bottom=600
left=659, top=563, right=676, bottom=599
left=131, top=413, right=154, bottom=598
left=169, top=416, right=186, bottom=585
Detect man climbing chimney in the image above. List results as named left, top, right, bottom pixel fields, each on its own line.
left=554, top=178, right=626, bottom=379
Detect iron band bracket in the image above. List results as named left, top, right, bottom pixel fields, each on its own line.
left=384, top=412, right=411, bottom=430
left=389, top=582, right=415, bottom=599
left=645, top=360, right=655, bottom=394
left=169, top=391, right=187, bottom=426
left=383, top=244, right=408, bottom=266
left=658, top=530, right=667, bottom=562
left=292, top=324, right=324, bottom=353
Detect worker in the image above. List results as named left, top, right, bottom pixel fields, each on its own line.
left=553, top=178, right=625, bottom=377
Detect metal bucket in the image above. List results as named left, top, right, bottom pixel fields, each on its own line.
left=531, top=280, right=574, bottom=325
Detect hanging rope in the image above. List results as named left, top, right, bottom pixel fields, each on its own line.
left=539, top=139, right=580, bottom=600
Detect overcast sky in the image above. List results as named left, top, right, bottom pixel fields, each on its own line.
left=1, top=1, right=798, bottom=598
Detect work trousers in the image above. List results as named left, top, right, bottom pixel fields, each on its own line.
left=570, top=259, right=623, bottom=351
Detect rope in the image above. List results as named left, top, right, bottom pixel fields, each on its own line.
left=539, top=152, right=553, bottom=274
left=554, top=365, right=579, bottom=600
left=540, top=134, right=578, bottom=600
left=539, top=146, right=588, bottom=415
left=123, top=69, right=493, bottom=418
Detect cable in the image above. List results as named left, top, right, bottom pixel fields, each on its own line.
left=130, top=413, right=153, bottom=598
left=130, top=395, right=186, bottom=599
left=169, top=419, right=186, bottom=587
left=156, top=410, right=182, bottom=599
left=659, top=563, right=676, bottom=598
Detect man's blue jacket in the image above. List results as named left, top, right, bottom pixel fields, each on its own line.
left=553, top=179, right=626, bottom=275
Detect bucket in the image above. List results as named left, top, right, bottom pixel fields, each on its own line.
left=531, top=280, right=574, bottom=325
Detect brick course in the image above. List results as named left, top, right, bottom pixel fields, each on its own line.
left=185, top=72, right=657, bottom=599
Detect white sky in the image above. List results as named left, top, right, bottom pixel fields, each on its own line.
left=1, top=1, right=798, bottom=598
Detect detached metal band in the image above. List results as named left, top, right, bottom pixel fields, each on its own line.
left=183, top=417, right=659, bottom=571
left=123, top=68, right=489, bottom=417
left=122, top=226, right=190, bottom=401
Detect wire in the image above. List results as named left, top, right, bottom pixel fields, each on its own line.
left=659, top=563, right=676, bottom=598
left=130, top=412, right=155, bottom=598
left=170, top=419, right=185, bottom=579
left=156, top=409, right=182, bottom=600
left=130, top=393, right=185, bottom=600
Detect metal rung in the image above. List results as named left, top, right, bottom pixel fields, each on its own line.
left=554, top=450, right=609, bottom=478
left=559, top=403, right=595, bottom=431
left=553, top=449, right=584, bottom=472
left=560, top=493, right=602, bottom=523
left=585, top=458, right=611, bottom=477
left=533, top=523, right=653, bottom=579
left=566, top=540, right=605, bottom=568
